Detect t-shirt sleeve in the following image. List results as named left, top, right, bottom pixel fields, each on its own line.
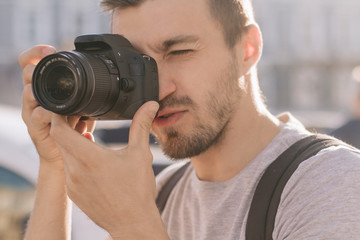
left=273, top=146, right=360, bottom=240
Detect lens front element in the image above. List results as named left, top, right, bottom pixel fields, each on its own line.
left=32, top=52, right=86, bottom=114
left=46, top=66, right=75, bottom=101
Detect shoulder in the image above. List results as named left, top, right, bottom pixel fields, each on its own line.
left=273, top=145, right=360, bottom=239
left=155, top=160, right=191, bottom=197
left=296, top=144, right=360, bottom=179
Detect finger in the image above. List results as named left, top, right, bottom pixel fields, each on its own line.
left=27, top=107, right=53, bottom=139
left=67, top=116, right=82, bottom=129
left=82, top=132, right=95, bottom=142
left=50, top=114, right=101, bottom=162
left=22, top=64, right=36, bottom=85
left=18, top=45, right=56, bottom=69
left=22, top=84, right=39, bottom=125
left=75, top=121, right=88, bottom=135
left=86, top=120, right=96, bottom=133
left=71, top=118, right=95, bottom=135
left=128, top=101, right=159, bottom=148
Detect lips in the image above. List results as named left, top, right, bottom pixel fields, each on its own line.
left=153, top=109, right=186, bottom=128
left=156, top=109, right=179, bottom=119
left=158, top=113, right=175, bottom=118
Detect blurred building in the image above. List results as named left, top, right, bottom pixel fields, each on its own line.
left=0, top=0, right=109, bottom=64
left=253, top=0, right=360, bottom=128
left=0, top=0, right=110, bottom=105
left=1, top=0, right=360, bottom=128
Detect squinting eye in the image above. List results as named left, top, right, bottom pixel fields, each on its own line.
left=170, top=49, right=193, bottom=56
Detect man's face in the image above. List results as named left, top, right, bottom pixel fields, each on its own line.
left=112, top=0, right=245, bottom=159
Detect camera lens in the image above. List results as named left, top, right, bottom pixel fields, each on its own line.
left=32, top=51, right=120, bottom=117
left=45, top=66, right=75, bottom=101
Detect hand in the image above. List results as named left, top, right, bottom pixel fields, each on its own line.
left=50, top=101, right=168, bottom=239
left=19, top=46, right=98, bottom=240
left=18, top=46, right=95, bottom=168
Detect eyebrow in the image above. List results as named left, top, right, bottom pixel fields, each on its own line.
left=155, top=35, right=200, bottom=52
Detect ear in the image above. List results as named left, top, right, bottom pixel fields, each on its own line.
left=237, top=24, right=263, bottom=73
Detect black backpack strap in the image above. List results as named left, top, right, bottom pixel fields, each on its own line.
left=156, top=161, right=191, bottom=214
left=246, top=134, right=344, bottom=240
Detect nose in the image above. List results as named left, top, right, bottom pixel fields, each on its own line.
left=157, top=62, right=176, bottom=102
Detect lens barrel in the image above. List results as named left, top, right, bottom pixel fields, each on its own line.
left=32, top=51, right=120, bottom=117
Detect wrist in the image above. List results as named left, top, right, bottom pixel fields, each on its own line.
left=39, top=155, right=64, bottom=171
left=109, top=202, right=169, bottom=240
left=37, top=159, right=66, bottom=190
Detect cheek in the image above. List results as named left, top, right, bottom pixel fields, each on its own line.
left=168, top=58, right=223, bottom=96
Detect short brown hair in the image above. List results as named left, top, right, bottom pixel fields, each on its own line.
left=100, top=0, right=144, bottom=10
left=100, top=0, right=255, bottom=48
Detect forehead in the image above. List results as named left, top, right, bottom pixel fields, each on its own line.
left=112, top=0, right=222, bottom=50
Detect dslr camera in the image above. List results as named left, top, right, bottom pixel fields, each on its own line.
left=32, top=34, right=159, bottom=120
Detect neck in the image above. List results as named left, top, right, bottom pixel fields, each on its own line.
left=190, top=87, right=281, bottom=182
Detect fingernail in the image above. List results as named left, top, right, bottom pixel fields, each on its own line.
left=82, top=132, right=95, bottom=142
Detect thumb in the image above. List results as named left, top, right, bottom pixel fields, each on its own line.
left=128, top=101, right=159, bottom=149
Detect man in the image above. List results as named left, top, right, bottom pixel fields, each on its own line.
left=19, top=0, right=360, bottom=239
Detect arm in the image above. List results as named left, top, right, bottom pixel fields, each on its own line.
left=19, top=46, right=94, bottom=240
left=49, top=102, right=169, bottom=240
left=25, top=162, right=71, bottom=240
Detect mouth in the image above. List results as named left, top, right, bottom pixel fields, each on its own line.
left=156, top=109, right=181, bottom=119
left=157, top=113, right=175, bottom=119
left=153, top=110, right=187, bottom=128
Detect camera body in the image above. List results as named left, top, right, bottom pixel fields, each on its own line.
left=32, top=34, right=159, bottom=120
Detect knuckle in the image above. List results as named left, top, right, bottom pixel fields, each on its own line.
left=18, top=51, right=27, bottom=68
left=49, top=123, right=61, bottom=139
left=139, top=121, right=150, bottom=133
left=31, top=107, right=45, bottom=122
left=22, top=84, right=34, bottom=99
left=31, top=107, right=52, bottom=128
left=134, top=117, right=152, bottom=132
left=18, top=47, right=36, bottom=68
left=144, top=151, right=154, bottom=163
left=18, top=45, right=51, bottom=69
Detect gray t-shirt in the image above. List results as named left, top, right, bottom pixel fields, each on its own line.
left=156, top=113, right=360, bottom=240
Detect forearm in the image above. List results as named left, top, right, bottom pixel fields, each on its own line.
left=24, top=160, right=72, bottom=240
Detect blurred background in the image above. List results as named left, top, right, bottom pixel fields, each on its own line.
left=0, top=0, right=360, bottom=239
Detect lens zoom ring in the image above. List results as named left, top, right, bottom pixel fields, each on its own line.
left=83, top=56, right=113, bottom=116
